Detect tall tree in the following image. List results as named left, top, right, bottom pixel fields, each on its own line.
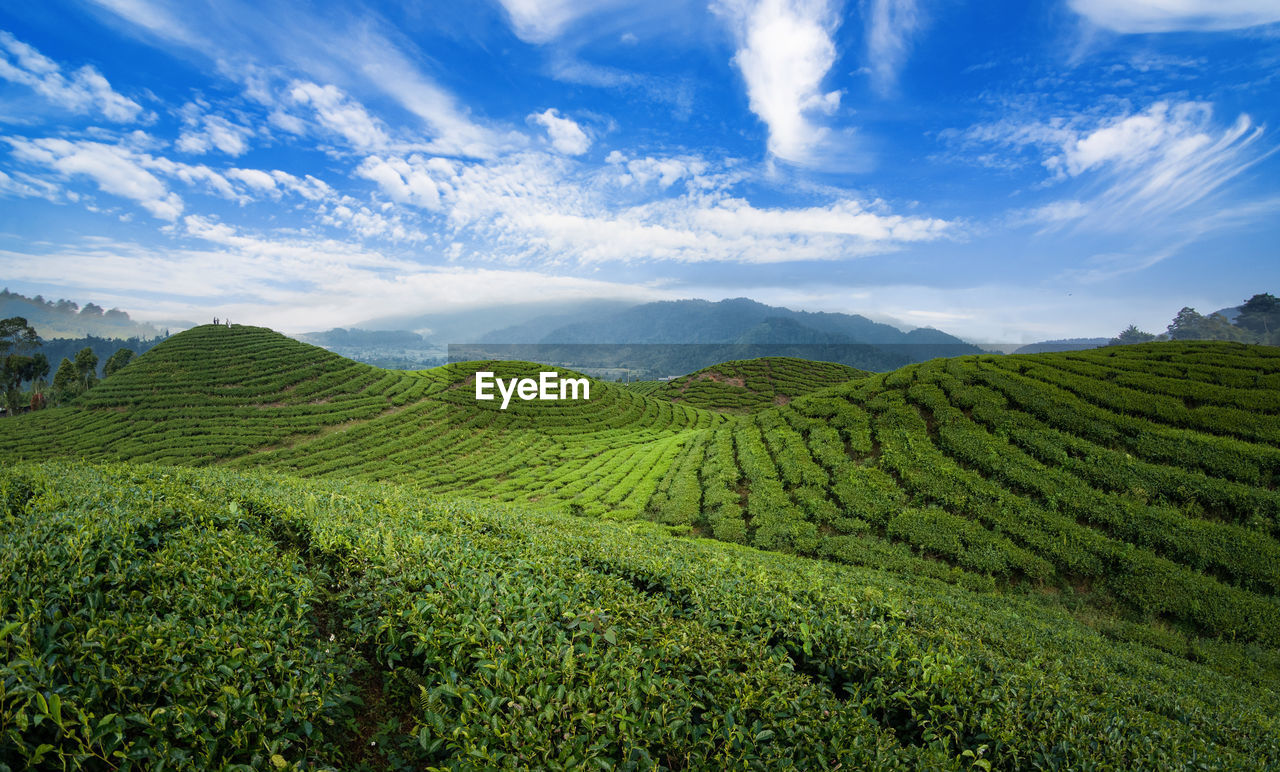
left=1164, top=307, right=1247, bottom=342
left=1166, top=307, right=1206, bottom=340
left=1108, top=325, right=1156, bottom=346
left=0, top=317, right=39, bottom=355
left=2, top=354, right=33, bottom=416
left=51, top=357, right=78, bottom=405
left=103, top=347, right=135, bottom=377
left=28, top=352, right=50, bottom=410
left=1, top=318, right=41, bottom=416
left=1235, top=293, right=1279, bottom=336
left=74, top=347, right=98, bottom=391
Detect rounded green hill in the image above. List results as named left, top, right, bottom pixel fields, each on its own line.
left=3, top=325, right=1280, bottom=767
left=624, top=356, right=870, bottom=413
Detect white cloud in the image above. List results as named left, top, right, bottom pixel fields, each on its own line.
left=355, top=45, right=512, bottom=159
left=0, top=229, right=669, bottom=332
left=1, top=137, right=316, bottom=219
left=973, top=101, right=1271, bottom=231
left=493, top=0, right=639, bottom=44
left=87, top=0, right=506, bottom=159
left=0, top=31, right=142, bottom=121
left=866, top=0, right=923, bottom=95
left=1046, top=102, right=1268, bottom=226
left=145, top=155, right=242, bottom=202
left=176, top=103, right=253, bottom=156
left=714, top=0, right=847, bottom=166
left=351, top=150, right=953, bottom=264
left=226, top=167, right=276, bottom=191
left=289, top=81, right=390, bottom=151
left=84, top=0, right=201, bottom=47
left=0, top=169, right=63, bottom=202
left=496, top=0, right=591, bottom=43
left=268, top=109, right=307, bottom=135
left=318, top=196, right=433, bottom=242
left=7, top=137, right=183, bottom=219
left=529, top=109, right=591, bottom=155
left=548, top=56, right=696, bottom=119
left=611, top=154, right=711, bottom=188
left=1069, top=0, right=1280, bottom=33
left=355, top=155, right=448, bottom=210
left=271, top=171, right=333, bottom=201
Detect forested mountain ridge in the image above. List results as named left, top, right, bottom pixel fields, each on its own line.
left=534, top=298, right=980, bottom=361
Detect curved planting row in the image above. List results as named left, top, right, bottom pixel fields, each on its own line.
left=640, top=357, right=869, bottom=413
left=3, top=461, right=1277, bottom=770
left=647, top=343, right=1280, bottom=660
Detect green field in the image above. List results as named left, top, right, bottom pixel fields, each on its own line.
left=622, top=357, right=869, bottom=413
left=3, top=324, right=1280, bottom=769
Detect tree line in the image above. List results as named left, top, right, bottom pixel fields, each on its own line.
left=1, top=317, right=136, bottom=416
left=1110, top=293, right=1280, bottom=346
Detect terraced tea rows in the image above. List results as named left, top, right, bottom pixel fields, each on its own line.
left=649, top=341, right=1280, bottom=664
left=3, top=461, right=1277, bottom=769
left=0, top=326, right=724, bottom=518
left=0, top=325, right=432, bottom=465
left=625, top=357, right=868, bottom=413
left=4, top=326, right=1280, bottom=681
left=240, top=361, right=720, bottom=516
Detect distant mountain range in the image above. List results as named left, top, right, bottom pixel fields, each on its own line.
left=506, top=298, right=973, bottom=350
left=456, top=298, right=984, bottom=375
left=1012, top=338, right=1110, bottom=355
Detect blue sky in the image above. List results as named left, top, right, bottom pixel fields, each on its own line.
left=0, top=0, right=1277, bottom=342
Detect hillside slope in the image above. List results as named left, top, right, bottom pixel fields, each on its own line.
left=624, top=357, right=870, bottom=413
left=647, top=341, right=1280, bottom=655
left=1, top=324, right=429, bottom=464
left=0, top=324, right=724, bottom=517
left=5, top=327, right=1280, bottom=671
left=3, top=461, right=1277, bottom=769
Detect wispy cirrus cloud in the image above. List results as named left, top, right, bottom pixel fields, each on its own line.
left=0, top=31, right=143, bottom=122
left=970, top=100, right=1271, bottom=231
left=866, top=0, right=924, bottom=96
left=7, top=137, right=186, bottom=219
left=494, top=0, right=603, bottom=44
left=1068, top=0, right=1280, bottom=33
left=84, top=0, right=509, bottom=159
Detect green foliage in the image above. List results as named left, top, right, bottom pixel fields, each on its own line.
left=1108, top=324, right=1156, bottom=345
left=4, top=324, right=1280, bottom=716
left=102, top=347, right=135, bottom=377
left=0, top=316, right=39, bottom=356
left=1236, top=292, right=1279, bottom=337
left=640, top=357, right=869, bottom=413
left=73, top=347, right=98, bottom=391
left=1167, top=307, right=1245, bottom=342
left=1, top=318, right=43, bottom=416
left=50, top=357, right=77, bottom=406
left=2, top=461, right=1278, bottom=770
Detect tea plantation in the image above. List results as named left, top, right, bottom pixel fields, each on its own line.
left=622, top=357, right=869, bottom=413
left=2, top=324, right=1280, bottom=768
left=2, top=462, right=1278, bottom=769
